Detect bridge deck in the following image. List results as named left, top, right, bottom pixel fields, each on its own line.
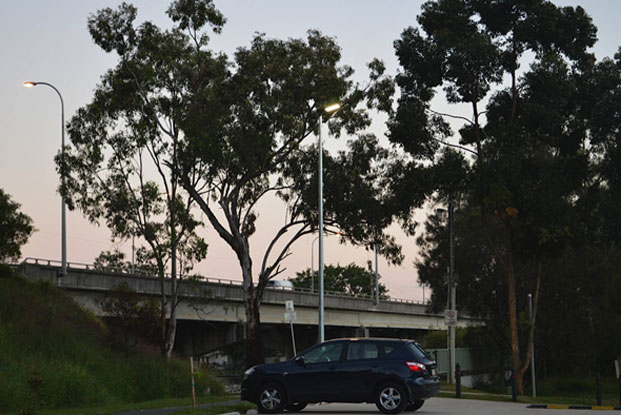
left=18, top=261, right=474, bottom=330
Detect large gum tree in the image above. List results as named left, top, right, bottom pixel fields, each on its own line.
left=178, top=30, right=412, bottom=367
left=67, top=0, right=414, bottom=367
left=61, top=1, right=218, bottom=358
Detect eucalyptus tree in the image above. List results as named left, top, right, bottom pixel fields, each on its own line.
left=61, top=1, right=217, bottom=358
left=177, top=32, right=415, bottom=366
left=388, top=0, right=596, bottom=393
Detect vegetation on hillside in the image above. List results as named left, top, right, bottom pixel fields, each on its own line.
left=0, top=266, right=223, bottom=413
left=0, top=189, right=34, bottom=263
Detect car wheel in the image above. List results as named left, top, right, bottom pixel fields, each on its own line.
left=257, top=382, right=287, bottom=414
left=404, top=400, right=424, bottom=412
left=375, top=382, right=407, bottom=414
left=286, top=402, right=308, bottom=412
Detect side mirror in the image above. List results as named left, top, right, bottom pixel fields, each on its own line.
left=295, top=356, right=305, bottom=366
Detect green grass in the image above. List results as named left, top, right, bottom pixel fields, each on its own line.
left=0, top=266, right=225, bottom=414
left=439, top=378, right=620, bottom=406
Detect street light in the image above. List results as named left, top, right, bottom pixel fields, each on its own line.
left=24, top=81, right=67, bottom=276
left=318, top=102, right=341, bottom=343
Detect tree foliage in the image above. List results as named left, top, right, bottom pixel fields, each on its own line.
left=0, top=189, right=35, bottom=263
left=93, top=248, right=158, bottom=275
left=389, top=0, right=598, bottom=393
left=290, top=262, right=388, bottom=298
left=70, top=0, right=416, bottom=367
left=177, top=27, right=413, bottom=366
left=61, top=0, right=216, bottom=359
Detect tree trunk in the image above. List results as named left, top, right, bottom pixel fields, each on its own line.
left=236, top=240, right=265, bottom=368
left=505, top=233, right=523, bottom=395
left=157, top=260, right=168, bottom=356
left=246, top=297, right=264, bottom=368
left=164, top=274, right=177, bottom=360
left=164, top=197, right=179, bottom=360
left=507, top=267, right=522, bottom=393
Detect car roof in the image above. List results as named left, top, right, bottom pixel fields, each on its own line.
left=324, top=337, right=416, bottom=344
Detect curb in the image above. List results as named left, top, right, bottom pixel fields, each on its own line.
left=115, top=399, right=243, bottom=415
left=528, top=404, right=621, bottom=411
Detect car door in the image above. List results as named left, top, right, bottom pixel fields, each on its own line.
left=285, top=341, right=345, bottom=402
left=339, top=340, right=382, bottom=401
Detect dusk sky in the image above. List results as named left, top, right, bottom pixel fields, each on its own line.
left=2, top=1, right=619, bottom=301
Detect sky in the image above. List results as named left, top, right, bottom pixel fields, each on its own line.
left=1, top=0, right=620, bottom=301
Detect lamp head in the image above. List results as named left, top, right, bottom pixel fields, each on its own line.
left=23, top=81, right=37, bottom=88
left=324, top=103, right=341, bottom=113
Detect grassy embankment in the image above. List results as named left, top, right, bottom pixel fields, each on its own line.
left=0, top=266, right=234, bottom=414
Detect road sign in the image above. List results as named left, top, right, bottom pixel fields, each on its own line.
left=444, top=309, right=458, bottom=327
left=284, top=311, right=297, bottom=321
left=285, top=300, right=295, bottom=312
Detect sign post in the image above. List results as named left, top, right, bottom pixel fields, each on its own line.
left=285, top=301, right=297, bottom=356
left=444, top=309, right=458, bottom=327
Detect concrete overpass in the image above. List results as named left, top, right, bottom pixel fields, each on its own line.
left=18, top=259, right=476, bottom=358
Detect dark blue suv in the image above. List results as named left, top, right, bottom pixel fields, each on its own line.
left=241, top=338, right=440, bottom=414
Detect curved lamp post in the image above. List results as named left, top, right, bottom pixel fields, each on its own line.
left=318, top=102, right=340, bottom=343
left=23, top=81, right=67, bottom=276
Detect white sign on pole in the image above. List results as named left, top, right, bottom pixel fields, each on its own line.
left=444, top=309, right=458, bottom=327
left=284, top=300, right=297, bottom=355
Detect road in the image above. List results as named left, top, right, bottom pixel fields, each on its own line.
left=290, top=398, right=620, bottom=415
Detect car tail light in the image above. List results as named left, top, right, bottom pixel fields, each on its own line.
left=406, top=361, right=426, bottom=372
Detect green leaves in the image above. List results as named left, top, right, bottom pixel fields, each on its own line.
left=0, top=189, right=35, bottom=262
left=87, top=3, right=138, bottom=55
left=167, top=0, right=225, bottom=34
left=290, top=263, right=388, bottom=298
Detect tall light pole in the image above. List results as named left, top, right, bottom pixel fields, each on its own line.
left=374, top=245, right=379, bottom=306
left=448, top=194, right=457, bottom=384
left=24, top=81, right=67, bottom=276
left=311, top=235, right=319, bottom=292
left=318, top=102, right=340, bottom=343
left=436, top=196, right=457, bottom=384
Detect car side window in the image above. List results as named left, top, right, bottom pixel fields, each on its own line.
left=346, top=342, right=379, bottom=361
left=304, top=342, right=344, bottom=363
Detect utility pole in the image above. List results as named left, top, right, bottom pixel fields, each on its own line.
left=448, top=194, right=456, bottom=384
left=374, top=245, right=379, bottom=306
left=528, top=293, right=537, bottom=397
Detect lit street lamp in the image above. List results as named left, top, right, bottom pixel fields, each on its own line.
left=23, top=81, right=67, bottom=276
left=318, top=102, right=340, bottom=343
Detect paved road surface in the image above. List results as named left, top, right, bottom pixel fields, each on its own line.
left=292, top=398, right=620, bottom=415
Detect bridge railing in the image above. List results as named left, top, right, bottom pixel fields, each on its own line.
left=20, top=257, right=426, bottom=306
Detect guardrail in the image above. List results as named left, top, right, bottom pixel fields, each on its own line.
left=20, top=257, right=426, bottom=306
